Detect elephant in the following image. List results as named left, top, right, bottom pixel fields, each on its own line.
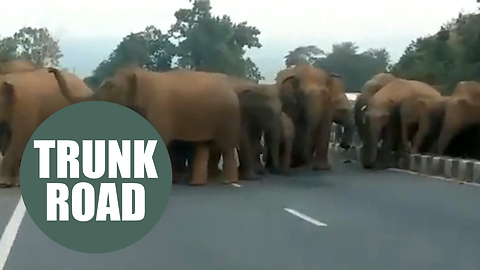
left=0, top=68, right=93, bottom=187
left=263, top=112, right=295, bottom=174
left=0, top=59, right=38, bottom=75
left=275, top=64, right=334, bottom=170
left=234, top=82, right=283, bottom=179
left=197, top=75, right=285, bottom=180
left=360, top=79, right=442, bottom=169
left=353, top=73, right=396, bottom=143
left=0, top=60, right=40, bottom=157
left=164, top=76, right=283, bottom=183
left=398, top=95, right=449, bottom=154
left=330, top=74, right=355, bottom=149
left=277, top=112, right=295, bottom=174
left=434, top=81, right=480, bottom=159
left=48, top=67, right=242, bottom=186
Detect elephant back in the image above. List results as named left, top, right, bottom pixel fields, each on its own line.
left=451, top=81, right=480, bottom=100
left=369, top=79, right=440, bottom=110
left=330, top=76, right=351, bottom=110
left=0, top=59, right=38, bottom=75
left=404, top=80, right=442, bottom=99
left=275, top=64, right=331, bottom=90
left=361, top=73, right=396, bottom=97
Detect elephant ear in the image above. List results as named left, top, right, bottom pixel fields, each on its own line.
left=326, top=73, right=337, bottom=89
left=126, top=73, right=138, bottom=102
left=125, top=73, right=146, bottom=117
left=236, top=86, right=269, bottom=110
left=279, top=75, right=300, bottom=100
left=0, top=82, right=16, bottom=107
left=98, top=79, right=115, bottom=91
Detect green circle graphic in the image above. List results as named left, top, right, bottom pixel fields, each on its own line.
left=20, top=101, right=172, bottom=254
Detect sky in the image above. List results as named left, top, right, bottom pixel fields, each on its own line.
left=1, top=0, right=479, bottom=82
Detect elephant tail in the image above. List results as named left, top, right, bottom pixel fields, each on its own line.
left=48, top=67, right=83, bottom=104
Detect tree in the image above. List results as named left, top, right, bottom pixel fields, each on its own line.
left=85, top=25, right=175, bottom=88
left=12, top=27, right=63, bottom=67
left=169, top=0, right=264, bottom=80
left=301, top=42, right=391, bottom=91
left=390, top=11, right=480, bottom=93
left=0, top=37, right=18, bottom=61
left=284, top=45, right=324, bottom=67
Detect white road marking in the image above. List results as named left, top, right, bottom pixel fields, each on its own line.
left=0, top=196, right=26, bottom=269
left=389, top=168, right=480, bottom=187
left=284, top=208, right=328, bottom=227
left=345, top=159, right=480, bottom=188
left=231, top=183, right=242, bottom=188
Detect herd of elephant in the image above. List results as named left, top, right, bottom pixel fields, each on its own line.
left=353, top=73, right=480, bottom=169
left=0, top=59, right=478, bottom=188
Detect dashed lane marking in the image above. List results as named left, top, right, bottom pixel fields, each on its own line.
left=284, top=208, right=328, bottom=227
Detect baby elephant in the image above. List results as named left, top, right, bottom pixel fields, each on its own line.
left=264, top=112, right=295, bottom=175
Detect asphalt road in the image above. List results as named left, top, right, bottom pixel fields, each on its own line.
left=0, top=157, right=479, bottom=270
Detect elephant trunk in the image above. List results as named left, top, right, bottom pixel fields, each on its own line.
left=340, top=116, right=355, bottom=149
left=48, top=67, right=95, bottom=104
left=361, top=116, right=382, bottom=169
left=353, top=98, right=368, bottom=142
left=334, top=109, right=355, bottom=149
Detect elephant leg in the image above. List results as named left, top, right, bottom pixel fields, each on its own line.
left=297, top=126, right=314, bottom=168
left=207, top=144, right=221, bottom=179
left=312, top=111, right=333, bottom=171
left=167, top=145, right=181, bottom=184
left=412, top=115, right=431, bottom=154
left=399, top=118, right=411, bottom=156
left=0, top=137, right=22, bottom=188
left=237, top=129, right=260, bottom=180
left=289, top=112, right=310, bottom=168
left=220, top=146, right=239, bottom=184
left=377, top=125, right=395, bottom=169
left=334, top=110, right=354, bottom=149
left=189, top=142, right=210, bottom=186
left=290, top=143, right=306, bottom=168
left=436, top=122, right=462, bottom=156
left=264, top=121, right=281, bottom=174
left=0, top=124, right=11, bottom=156
left=168, top=140, right=190, bottom=183
left=252, top=133, right=268, bottom=175
left=280, top=136, right=293, bottom=175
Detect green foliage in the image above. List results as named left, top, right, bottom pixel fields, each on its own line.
left=85, top=25, right=175, bottom=89
left=0, top=27, right=63, bottom=66
left=169, top=0, right=263, bottom=80
left=284, top=45, right=325, bottom=67
left=0, top=37, right=18, bottom=61
left=391, top=11, right=480, bottom=93
left=306, top=42, right=391, bottom=92
left=85, top=0, right=264, bottom=84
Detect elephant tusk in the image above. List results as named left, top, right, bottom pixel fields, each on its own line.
left=360, top=105, right=367, bottom=111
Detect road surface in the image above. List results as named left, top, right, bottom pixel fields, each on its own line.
left=0, top=159, right=479, bottom=270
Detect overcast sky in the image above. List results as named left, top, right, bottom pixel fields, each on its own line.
left=1, top=0, right=478, bottom=81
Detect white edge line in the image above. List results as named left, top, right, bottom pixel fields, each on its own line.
left=388, top=168, right=480, bottom=187
left=342, top=157, right=480, bottom=188
left=0, top=196, right=26, bottom=269
left=231, top=183, right=242, bottom=188
left=284, top=208, right=327, bottom=227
